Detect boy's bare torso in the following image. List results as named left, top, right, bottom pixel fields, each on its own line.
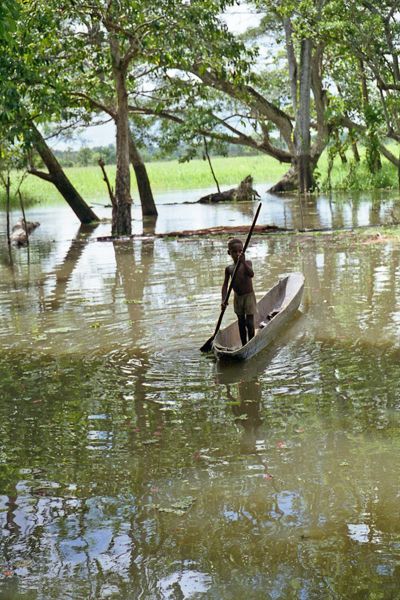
left=226, top=260, right=254, bottom=296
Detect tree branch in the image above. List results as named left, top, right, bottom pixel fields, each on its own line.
left=128, top=104, right=292, bottom=162
left=190, top=67, right=294, bottom=151
left=71, top=92, right=116, bottom=118
left=28, top=167, right=54, bottom=183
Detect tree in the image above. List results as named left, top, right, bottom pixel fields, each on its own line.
left=25, top=0, right=255, bottom=230
left=122, top=0, right=331, bottom=193
left=0, top=2, right=98, bottom=224
left=29, top=124, right=99, bottom=223
left=325, top=1, right=400, bottom=173
left=197, top=0, right=330, bottom=192
left=27, top=0, right=189, bottom=232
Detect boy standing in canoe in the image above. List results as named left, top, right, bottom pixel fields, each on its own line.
left=221, top=238, right=257, bottom=346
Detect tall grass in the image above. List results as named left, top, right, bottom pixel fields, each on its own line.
left=317, top=146, right=399, bottom=191
left=319, top=159, right=397, bottom=191
left=14, top=155, right=288, bottom=204
left=1, top=150, right=399, bottom=206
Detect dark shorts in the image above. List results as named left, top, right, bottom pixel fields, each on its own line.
left=234, top=291, right=257, bottom=317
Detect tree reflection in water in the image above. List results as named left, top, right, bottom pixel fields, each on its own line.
left=2, top=207, right=400, bottom=597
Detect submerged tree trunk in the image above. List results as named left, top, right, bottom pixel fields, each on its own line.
left=29, top=124, right=98, bottom=224
left=128, top=134, right=157, bottom=217
left=269, top=155, right=319, bottom=194
left=110, top=37, right=132, bottom=236
left=5, top=173, right=11, bottom=245
left=198, top=175, right=260, bottom=203
left=268, top=164, right=298, bottom=193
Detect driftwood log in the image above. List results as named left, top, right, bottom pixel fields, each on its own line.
left=156, top=224, right=286, bottom=238
left=95, top=224, right=289, bottom=242
left=11, top=219, right=40, bottom=247
left=198, top=175, right=261, bottom=204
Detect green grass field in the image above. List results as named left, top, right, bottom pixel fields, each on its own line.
left=17, top=155, right=288, bottom=204
left=3, top=149, right=400, bottom=206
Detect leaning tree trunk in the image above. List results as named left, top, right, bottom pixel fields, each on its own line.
left=128, top=134, right=157, bottom=217
left=295, top=38, right=314, bottom=193
left=111, top=39, right=132, bottom=236
left=30, top=124, right=98, bottom=224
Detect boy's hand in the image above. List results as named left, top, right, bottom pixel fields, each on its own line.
left=221, top=300, right=228, bottom=309
left=238, top=252, right=245, bottom=262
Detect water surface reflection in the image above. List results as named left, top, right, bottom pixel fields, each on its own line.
left=1, top=199, right=400, bottom=598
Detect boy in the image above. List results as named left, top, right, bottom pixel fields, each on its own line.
left=221, top=238, right=257, bottom=346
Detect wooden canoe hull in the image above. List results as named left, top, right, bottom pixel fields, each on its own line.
left=212, top=272, right=304, bottom=361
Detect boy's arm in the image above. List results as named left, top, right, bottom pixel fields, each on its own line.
left=239, top=255, right=254, bottom=277
left=221, top=266, right=230, bottom=307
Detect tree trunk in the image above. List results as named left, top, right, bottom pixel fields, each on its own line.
left=30, top=124, right=98, bottom=224
left=198, top=175, right=260, bottom=203
left=269, top=154, right=320, bottom=194
left=269, top=38, right=326, bottom=195
left=351, top=140, right=360, bottom=162
left=359, top=59, right=369, bottom=105
left=111, top=38, right=132, bottom=236
left=297, top=154, right=313, bottom=192
left=5, top=173, right=11, bottom=245
left=128, top=134, right=157, bottom=217
left=268, top=164, right=299, bottom=193
left=284, top=18, right=298, bottom=114
left=295, top=39, right=314, bottom=193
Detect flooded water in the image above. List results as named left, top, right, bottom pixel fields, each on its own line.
left=1, top=189, right=400, bottom=599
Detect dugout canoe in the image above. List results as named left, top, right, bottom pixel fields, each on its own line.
left=212, top=272, right=304, bottom=361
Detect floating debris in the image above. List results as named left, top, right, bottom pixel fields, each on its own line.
left=147, top=496, right=196, bottom=516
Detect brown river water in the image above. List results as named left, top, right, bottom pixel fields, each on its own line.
left=1, top=189, right=400, bottom=599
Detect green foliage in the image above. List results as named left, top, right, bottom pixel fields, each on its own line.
left=53, top=145, right=117, bottom=168
left=0, top=0, right=19, bottom=44
left=1, top=0, right=400, bottom=196
left=321, top=157, right=396, bottom=192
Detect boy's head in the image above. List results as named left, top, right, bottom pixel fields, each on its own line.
left=228, top=238, right=243, bottom=262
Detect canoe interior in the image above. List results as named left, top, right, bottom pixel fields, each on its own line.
left=213, top=273, right=304, bottom=354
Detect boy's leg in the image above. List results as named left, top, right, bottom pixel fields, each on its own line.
left=246, top=315, right=255, bottom=340
left=238, top=315, right=247, bottom=346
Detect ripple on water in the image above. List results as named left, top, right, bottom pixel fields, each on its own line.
left=3, top=205, right=400, bottom=598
